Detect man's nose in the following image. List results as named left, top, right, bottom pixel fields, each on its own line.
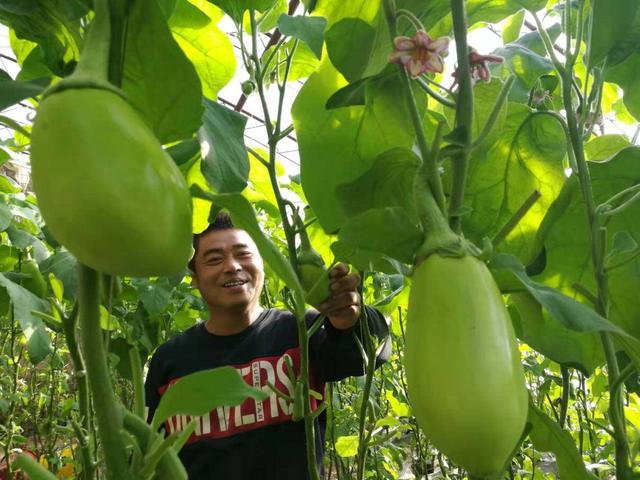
left=221, top=256, right=242, bottom=272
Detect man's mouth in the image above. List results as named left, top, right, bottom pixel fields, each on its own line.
left=222, top=279, right=248, bottom=288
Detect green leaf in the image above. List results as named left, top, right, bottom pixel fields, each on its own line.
left=493, top=43, right=554, bottom=88
left=39, top=250, right=78, bottom=300
left=12, top=454, right=57, bottom=480
left=325, top=78, right=366, bottom=109
left=502, top=10, right=525, bottom=44
left=0, top=273, right=52, bottom=364
left=151, top=366, right=268, bottom=430
left=166, top=137, right=200, bottom=166
left=199, top=99, right=249, bottom=193
left=584, top=134, right=632, bottom=161
left=338, top=207, right=423, bottom=265
left=605, top=53, right=640, bottom=121
left=292, top=63, right=418, bottom=233
left=190, top=187, right=304, bottom=305
left=528, top=403, right=599, bottom=480
left=335, top=147, right=420, bottom=221
left=123, top=0, right=204, bottom=143
left=207, top=0, right=275, bottom=23
left=512, top=23, right=562, bottom=57
left=169, top=0, right=236, bottom=100
left=452, top=105, right=567, bottom=262
left=331, top=241, right=411, bottom=276
left=0, top=202, right=12, bottom=231
left=277, top=14, right=327, bottom=60
left=0, top=76, right=49, bottom=111
left=335, top=435, right=359, bottom=458
left=589, top=0, right=640, bottom=67
left=135, top=278, right=173, bottom=317
left=325, top=16, right=390, bottom=83
left=6, top=224, right=36, bottom=249
left=538, top=147, right=640, bottom=341
left=509, top=292, right=603, bottom=374
left=493, top=252, right=640, bottom=370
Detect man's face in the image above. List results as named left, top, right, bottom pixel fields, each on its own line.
left=192, top=228, right=264, bottom=311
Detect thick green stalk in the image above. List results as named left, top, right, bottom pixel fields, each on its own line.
left=78, top=265, right=132, bottom=480
left=245, top=13, right=319, bottom=479
left=60, top=305, right=96, bottom=479
left=356, top=310, right=378, bottom=480
left=107, top=0, right=129, bottom=87
left=559, top=58, right=633, bottom=480
left=399, top=69, right=447, bottom=214
left=448, top=0, right=473, bottom=233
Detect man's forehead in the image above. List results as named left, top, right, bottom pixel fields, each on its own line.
left=198, top=228, right=258, bottom=251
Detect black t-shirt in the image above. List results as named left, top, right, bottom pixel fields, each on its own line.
left=144, top=307, right=390, bottom=480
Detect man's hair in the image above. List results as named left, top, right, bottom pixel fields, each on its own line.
left=188, top=211, right=234, bottom=272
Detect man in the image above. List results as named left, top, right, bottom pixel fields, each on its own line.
left=145, top=213, right=390, bottom=479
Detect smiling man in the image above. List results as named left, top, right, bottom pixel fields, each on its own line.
left=144, top=213, right=390, bottom=479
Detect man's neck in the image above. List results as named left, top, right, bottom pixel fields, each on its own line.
left=204, top=304, right=263, bottom=336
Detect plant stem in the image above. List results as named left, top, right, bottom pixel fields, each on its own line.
left=129, top=346, right=145, bottom=419
left=399, top=69, right=447, bottom=214
left=385, top=0, right=446, bottom=216
left=556, top=42, right=633, bottom=480
left=415, top=76, right=456, bottom=108
left=245, top=12, right=318, bottom=479
left=471, top=75, right=515, bottom=149
left=356, top=310, right=378, bottom=480
left=492, top=190, right=541, bottom=247
left=107, top=0, right=128, bottom=87
left=559, top=366, right=570, bottom=428
left=78, top=265, right=132, bottom=480
left=448, top=0, right=474, bottom=233
left=60, top=304, right=96, bottom=479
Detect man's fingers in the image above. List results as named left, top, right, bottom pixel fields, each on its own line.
left=320, top=291, right=360, bottom=314
left=329, top=272, right=360, bottom=294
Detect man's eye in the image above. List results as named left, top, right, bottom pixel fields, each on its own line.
left=238, top=251, right=252, bottom=257
left=207, top=257, right=223, bottom=264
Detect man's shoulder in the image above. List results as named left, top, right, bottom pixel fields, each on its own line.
left=154, top=322, right=203, bottom=357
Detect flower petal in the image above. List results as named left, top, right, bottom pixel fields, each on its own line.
left=394, top=36, right=415, bottom=50
left=408, top=59, right=426, bottom=78
left=429, top=37, right=450, bottom=54
left=424, top=55, right=444, bottom=73
left=414, top=30, right=433, bottom=47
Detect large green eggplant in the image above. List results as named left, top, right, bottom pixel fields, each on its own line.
left=405, top=253, right=528, bottom=477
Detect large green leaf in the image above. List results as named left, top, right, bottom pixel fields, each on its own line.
left=39, top=250, right=78, bottom=300
left=335, top=147, right=420, bottom=221
left=207, top=0, right=275, bottom=23
left=509, top=292, right=603, bottom=374
left=493, top=43, right=554, bottom=89
left=528, top=403, right=599, bottom=480
left=538, top=147, right=640, bottom=341
left=605, top=53, right=640, bottom=121
left=0, top=273, right=52, bottom=364
left=453, top=106, right=567, bottom=262
left=151, top=366, right=268, bottom=430
left=199, top=99, right=250, bottom=193
left=431, top=0, right=547, bottom=36
left=277, top=14, right=327, bottom=60
left=123, top=0, right=203, bottom=144
left=337, top=207, right=423, bottom=265
left=589, top=0, right=640, bottom=68
left=292, top=63, right=417, bottom=233
left=493, top=253, right=640, bottom=370
left=0, top=0, right=81, bottom=77
left=0, top=76, right=49, bottom=111
left=169, top=0, right=236, bottom=101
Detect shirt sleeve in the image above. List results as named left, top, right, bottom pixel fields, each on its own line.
left=308, top=305, right=391, bottom=383
left=144, top=348, right=164, bottom=425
